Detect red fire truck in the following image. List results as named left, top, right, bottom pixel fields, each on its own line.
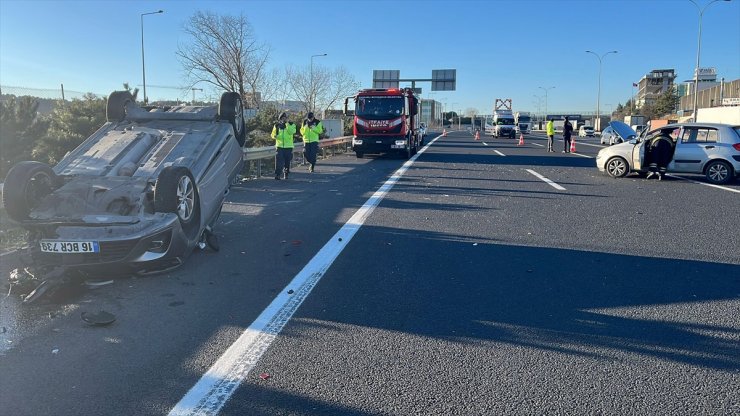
left=344, top=88, right=422, bottom=159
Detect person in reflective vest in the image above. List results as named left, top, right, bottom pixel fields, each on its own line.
left=301, top=112, right=324, bottom=172
left=272, top=112, right=296, bottom=180
left=546, top=119, right=555, bottom=152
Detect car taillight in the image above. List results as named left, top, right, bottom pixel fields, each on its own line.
left=733, top=143, right=740, bottom=151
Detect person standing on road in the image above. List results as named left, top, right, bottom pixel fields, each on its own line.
left=272, top=112, right=296, bottom=180
left=546, top=119, right=555, bottom=152
left=300, top=112, right=324, bottom=173
left=562, top=116, right=573, bottom=153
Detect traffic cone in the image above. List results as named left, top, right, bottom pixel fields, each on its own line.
left=570, top=138, right=576, bottom=153
left=475, top=131, right=480, bottom=140
left=517, top=133, right=524, bottom=146
left=443, top=129, right=447, bottom=137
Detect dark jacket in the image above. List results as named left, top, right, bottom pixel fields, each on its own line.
left=563, top=121, right=573, bottom=138
left=648, top=135, right=674, bottom=167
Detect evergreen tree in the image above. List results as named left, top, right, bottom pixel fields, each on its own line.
left=32, top=93, right=106, bottom=165
left=0, top=96, right=50, bottom=176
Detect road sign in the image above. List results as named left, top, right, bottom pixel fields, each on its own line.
left=373, top=70, right=400, bottom=89
left=432, top=69, right=456, bottom=91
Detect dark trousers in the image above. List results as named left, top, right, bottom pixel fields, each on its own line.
left=304, top=141, right=318, bottom=166
left=275, top=147, right=293, bottom=177
left=563, top=136, right=571, bottom=152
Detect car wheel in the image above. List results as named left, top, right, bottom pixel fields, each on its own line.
left=3, top=161, right=59, bottom=222
left=155, top=166, right=200, bottom=237
left=218, top=92, right=247, bottom=147
left=605, top=157, right=629, bottom=178
left=106, top=91, right=135, bottom=122
left=704, top=160, right=733, bottom=184
left=355, top=152, right=364, bottom=158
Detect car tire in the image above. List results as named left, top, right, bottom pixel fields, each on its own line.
left=155, top=166, right=200, bottom=237
left=704, top=160, right=733, bottom=185
left=605, top=157, right=629, bottom=178
left=218, top=92, right=247, bottom=147
left=355, top=152, right=364, bottom=158
left=3, top=161, right=60, bottom=222
left=106, top=91, right=135, bottom=122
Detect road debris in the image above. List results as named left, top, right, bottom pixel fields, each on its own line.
left=84, top=279, right=114, bottom=289
left=259, top=373, right=270, bottom=380
left=81, top=310, right=116, bottom=326
left=52, top=347, right=60, bottom=354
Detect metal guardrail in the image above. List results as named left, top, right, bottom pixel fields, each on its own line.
left=242, top=136, right=353, bottom=177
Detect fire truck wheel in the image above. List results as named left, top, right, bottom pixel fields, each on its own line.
left=355, top=152, right=364, bottom=159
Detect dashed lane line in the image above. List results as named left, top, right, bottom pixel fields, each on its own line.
left=525, top=169, right=566, bottom=191
left=168, top=137, right=442, bottom=416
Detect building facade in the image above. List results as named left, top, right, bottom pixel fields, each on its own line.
left=420, top=99, right=442, bottom=127
left=636, top=69, right=677, bottom=108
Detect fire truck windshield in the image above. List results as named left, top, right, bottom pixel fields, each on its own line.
left=356, top=97, right=404, bottom=120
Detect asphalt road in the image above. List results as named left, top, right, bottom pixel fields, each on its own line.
left=1, top=130, right=739, bottom=415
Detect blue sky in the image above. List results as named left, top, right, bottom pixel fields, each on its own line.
left=1, top=0, right=738, bottom=114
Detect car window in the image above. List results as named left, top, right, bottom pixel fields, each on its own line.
left=682, top=127, right=717, bottom=143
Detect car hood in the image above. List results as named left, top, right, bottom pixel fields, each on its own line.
left=608, top=121, right=637, bottom=140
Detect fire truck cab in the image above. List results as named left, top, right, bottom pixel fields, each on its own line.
left=344, top=88, right=422, bottom=159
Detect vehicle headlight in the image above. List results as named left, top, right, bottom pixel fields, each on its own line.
left=353, top=138, right=363, bottom=145
left=395, top=140, right=406, bottom=146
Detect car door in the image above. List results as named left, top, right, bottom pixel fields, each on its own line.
left=632, top=138, right=646, bottom=171
left=672, top=126, right=717, bottom=173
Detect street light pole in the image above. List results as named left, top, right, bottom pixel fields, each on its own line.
left=533, top=95, right=543, bottom=128
left=191, top=88, right=203, bottom=105
left=538, top=86, right=555, bottom=124
left=688, top=0, right=731, bottom=121
left=310, top=53, right=327, bottom=113
left=451, top=102, right=458, bottom=130
left=585, top=50, right=617, bottom=130
left=141, top=9, right=163, bottom=105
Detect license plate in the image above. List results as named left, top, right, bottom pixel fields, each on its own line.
left=40, top=240, right=100, bottom=253
left=391, top=145, right=405, bottom=149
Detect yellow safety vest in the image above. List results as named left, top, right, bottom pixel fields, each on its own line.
left=300, top=120, right=324, bottom=143
left=272, top=122, right=296, bottom=148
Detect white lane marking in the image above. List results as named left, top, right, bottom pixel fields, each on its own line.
left=531, top=143, right=544, bottom=147
left=168, top=136, right=442, bottom=416
left=482, top=141, right=489, bottom=146
left=571, top=152, right=593, bottom=159
left=493, top=150, right=506, bottom=157
left=525, top=169, right=566, bottom=190
left=666, top=174, right=740, bottom=194
left=572, top=141, right=606, bottom=148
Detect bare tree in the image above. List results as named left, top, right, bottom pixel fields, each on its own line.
left=284, top=64, right=360, bottom=115
left=177, top=11, right=270, bottom=108
left=465, top=107, right=479, bottom=118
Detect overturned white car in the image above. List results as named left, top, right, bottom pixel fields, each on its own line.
left=3, top=91, right=246, bottom=300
